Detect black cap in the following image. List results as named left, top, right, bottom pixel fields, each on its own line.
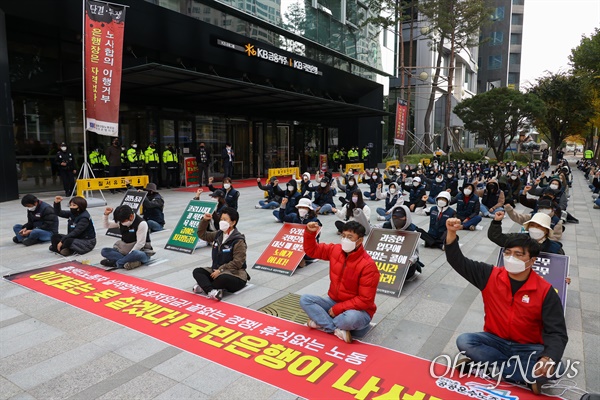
left=210, top=190, right=225, bottom=198
left=392, top=207, right=406, bottom=217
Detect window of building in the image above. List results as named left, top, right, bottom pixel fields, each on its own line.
left=490, top=31, right=503, bottom=46
left=509, top=53, right=520, bottom=65
left=510, top=33, right=522, bottom=44
left=512, top=0, right=524, bottom=4
left=492, top=6, right=504, bottom=21
left=512, top=13, right=523, bottom=25
left=508, top=72, right=519, bottom=84
left=488, top=55, right=502, bottom=70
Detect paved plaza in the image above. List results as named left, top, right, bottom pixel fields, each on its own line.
left=1, top=156, right=598, bottom=399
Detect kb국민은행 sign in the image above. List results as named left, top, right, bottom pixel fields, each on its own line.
left=165, top=200, right=217, bottom=254
left=363, top=228, right=420, bottom=297
left=3, top=262, right=542, bottom=400
left=106, top=190, right=147, bottom=237
left=496, top=250, right=569, bottom=311
left=253, top=223, right=319, bottom=276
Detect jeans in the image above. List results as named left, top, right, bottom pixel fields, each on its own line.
left=12, top=224, right=53, bottom=243
left=363, top=191, right=376, bottom=200
left=427, top=196, right=437, bottom=204
left=100, top=248, right=149, bottom=268
left=480, top=204, right=504, bottom=217
left=462, top=215, right=482, bottom=229
left=146, top=219, right=164, bottom=232
left=299, top=294, right=371, bottom=333
left=456, top=332, right=545, bottom=384
left=595, top=198, right=600, bottom=207
left=376, top=207, right=391, bottom=220
left=259, top=200, right=280, bottom=209
left=273, top=209, right=295, bottom=222
left=312, top=203, right=333, bottom=214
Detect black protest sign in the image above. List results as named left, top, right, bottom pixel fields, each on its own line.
left=106, top=190, right=147, bottom=237
left=363, top=228, right=420, bottom=297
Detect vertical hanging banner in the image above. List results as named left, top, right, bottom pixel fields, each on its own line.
left=85, top=0, right=126, bottom=137
left=394, top=98, right=408, bottom=145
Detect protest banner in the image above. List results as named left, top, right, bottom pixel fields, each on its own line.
left=164, top=200, right=217, bottom=254
left=106, top=189, right=147, bottom=237
left=363, top=228, right=420, bottom=297
left=184, top=157, right=200, bottom=187
left=497, top=250, right=569, bottom=311
left=253, top=223, right=319, bottom=276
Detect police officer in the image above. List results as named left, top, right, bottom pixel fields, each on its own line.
left=362, top=146, right=370, bottom=168
left=144, top=142, right=160, bottom=186
left=55, top=142, right=77, bottom=196
left=127, top=141, right=143, bottom=176
left=89, top=146, right=104, bottom=177
left=162, top=143, right=179, bottom=188
left=120, top=144, right=130, bottom=176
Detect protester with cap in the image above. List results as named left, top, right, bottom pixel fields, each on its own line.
left=162, top=143, right=179, bottom=188
left=192, top=207, right=249, bottom=301
left=300, top=220, right=379, bottom=343
left=255, top=176, right=283, bottom=209
left=416, top=191, right=455, bottom=249
left=444, top=217, right=568, bottom=394
left=193, top=188, right=227, bottom=235
left=207, top=176, right=240, bottom=210
left=277, top=197, right=322, bottom=267
left=299, top=172, right=314, bottom=200
left=449, top=182, right=482, bottom=231
left=402, top=175, right=427, bottom=213
left=275, top=179, right=302, bottom=222
left=12, top=194, right=58, bottom=246
left=55, top=142, right=77, bottom=196
left=50, top=195, right=96, bottom=256
left=504, top=199, right=564, bottom=240
left=488, top=211, right=565, bottom=255
left=141, top=183, right=165, bottom=232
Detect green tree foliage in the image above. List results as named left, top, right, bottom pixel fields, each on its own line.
left=570, top=28, right=600, bottom=87
left=529, top=73, right=595, bottom=163
left=453, top=87, right=545, bottom=161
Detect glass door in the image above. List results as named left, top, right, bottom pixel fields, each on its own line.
left=263, top=123, right=290, bottom=174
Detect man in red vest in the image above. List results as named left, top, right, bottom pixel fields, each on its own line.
left=444, top=217, right=568, bottom=394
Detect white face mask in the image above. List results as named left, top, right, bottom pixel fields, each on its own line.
left=121, top=219, right=134, bottom=227
left=132, top=144, right=137, bottom=148
left=219, top=220, right=230, bottom=232
left=27, top=206, right=36, bottom=212
left=60, top=147, right=67, bottom=151
left=371, top=175, right=377, bottom=179
left=298, top=209, right=308, bottom=217
left=287, top=185, right=294, bottom=192
left=463, top=189, right=472, bottom=196
left=549, top=184, right=559, bottom=190
left=121, top=147, right=126, bottom=151
left=320, top=182, right=327, bottom=188
left=351, top=197, right=358, bottom=203
left=538, top=208, right=552, bottom=215
left=389, top=188, right=396, bottom=194
left=437, top=200, right=448, bottom=208
left=436, top=177, right=443, bottom=183
left=413, top=181, right=419, bottom=187
left=528, top=227, right=546, bottom=240
left=467, top=172, right=472, bottom=176
left=223, top=183, right=231, bottom=190
left=511, top=175, right=517, bottom=180
left=348, top=181, right=355, bottom=186
left=504, top=256, right=528, bottom=274
left=341, top=237, right=357, bottom=253
left=448, top=175, right=454, bottom=179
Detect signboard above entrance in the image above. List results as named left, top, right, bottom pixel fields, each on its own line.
left=216, top=38, right=322, bottom=76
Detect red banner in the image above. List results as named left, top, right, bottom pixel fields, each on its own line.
left=4, top=262, right=544, bottom=400
left=394, top=98, right=408, bottom=146
left=84, top=0, right=126, bottom=137
left=184, top=157, right=200, bottom=187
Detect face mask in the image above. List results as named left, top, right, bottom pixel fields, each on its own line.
left=341, top=237, right=357, bottom=253
left=200, top=145, right=205, bottom=148
left=504, top=256, right=527, bottom=274
left=223, top=183, right=231, bottom=190
left=372, top=175, right=377, bottom=179
left=132, top=144, right=137, bottom=149
left=463, top=189, right=472, bottom=196
left=393, top=218, right=406, bottom=228
left=27, top=206, right=36, bottom=212
left=436, top=177, right=443, bottom=183
left=348, top=181, right=355, bottom=186
left=528, top=227, right=546, bottom=240
left=69, top=207, right=79, bottom=215
left=467, top=172, right=471, bottom=176
left=60, top=147, right=67, bottom=151
left=352, top=197, right=358, bottom=204
left=298, top=209, right=308, bottom=217
left=374, top=169, right=379, bottom=173
left=413, top=182, right=419, bottom=187
left=448, top=175, right=453, bottom=178
left=538, top=208, right=552, bottom=215
left=218, top=220, right=230, bottom=232
left=121, top=219, right=134, bottom=227
left=549, top=184, right=559, bottom=190
left=519, top=172, right=523, bottom=176
left=437, top=200, right=448, bottom=208
left=320, top=182, right=327, bottom=188
left=511, top=175, right=517, bottom=180
left=287, top=185, right=294, bottom=192
left=389, top=188, right=396, bottom=194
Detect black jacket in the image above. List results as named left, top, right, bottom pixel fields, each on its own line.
left=24, top=201, right=58, bottom=234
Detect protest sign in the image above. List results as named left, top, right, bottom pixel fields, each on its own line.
left=253, top=223, right=319, bottom=276
left=164, top=200, right=217, bottom=254
left=363, top=228, right=420, bottom=297
left=106, top=189, right=147, bottom=237
left=184, top=157, right=200, bottom=187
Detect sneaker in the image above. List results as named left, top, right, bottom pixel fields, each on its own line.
left=123, top=261, right=142, bottom=270
left=255, top=204, right=262, bottom=209
left=22, top=238, right=39, bottom=246
left=208, top=289, right=223, bottom=301
left=306, top=319, right=320, bottom=329
left=475, top=225, right=483, bottom=231
left=334, top=328, right=352, bottom=343
left=454, top=357, right=474, bottom=376
left=415, top=207, right=427, bottom=216
left=192, top=284, right=204, bottom=294
left=100, top=259, right=117, bottom=267
left=377, top=215, right=387, bottom=221
left=59, top=248, right=73, bottom=256
left=12, top=236, right=19, bottom=244
left=592, top=193, right=599, bottom=199
left=468, top=225, right=476, bottom=231
left=595, top=204, right=600, bottom=209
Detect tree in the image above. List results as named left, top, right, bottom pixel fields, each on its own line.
left=453, top=87, right=545, bottom=161
left=570, top=28, right=600, bottom=88
left=529, top=73, right=595, bottom=164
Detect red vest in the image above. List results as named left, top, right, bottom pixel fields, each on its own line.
left=481, top=267, right=551, bottom=344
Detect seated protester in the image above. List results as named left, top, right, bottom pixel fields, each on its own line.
left=332, top=190, right=371, bottom=234
left=193, top=188, right=228, bottom=234
left=299, top=172, right=313, bottom=200
left=444, top=219, right=568, bottom=394
left=207, top=176, right=240, bottom=210
left=141, top=183, right=165, bottom=232
left=255, top=176, right=283, bottom=209
left=497, top=176, right=515, bottom=209
left=527, top=177, right=568, bottom=212
left=476, top=180, right=505, bottom=218
left=445, top=170, right=459, bottom=197
left=416, top=191, right=456, bottom=249
left=12, top=194, right=58, bottom=246
left=100, top=205, right=154, bottom=270
left=274, top=179, right=301, bottom=222
left=450, top=183, right=482, bottom=231
left=279, top=197, right=323, bottom=267
left=488, top=211, right=565, bottom=255
left=308, top=176, right=336, bottom=215
left=375, top=182, right=403, bottom=221
left=402, top=176, right=427, bottom=213
left=49, top=196, right=96, bottom=256
left=336, top=173, right=359, bottom=203
left=363, top=170, right=382, bottom=200
left=380, top=205, right=424, bottom=280
left=504, top=199, right=564, bottom=240
left=423, top=173, right=447, bottom=204
left=192, top=207, right=249, bottom=301
left=315, top=170, right=337, bottom=192
left=507, top=171, right=522, bottom=204
left=382, top=165, right=399, bottom=185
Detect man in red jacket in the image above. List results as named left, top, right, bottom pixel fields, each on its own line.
left=300, top=221, right=379, bottom=343
left=444, top=217, right=568, bottom=394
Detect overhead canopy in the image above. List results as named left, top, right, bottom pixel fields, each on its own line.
left=119, top=63, right=388, bottom=121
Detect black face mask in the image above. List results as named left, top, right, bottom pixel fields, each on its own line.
left=393, top=217, right=406, bottom=228
left=70, top=207, right=80, bottom=215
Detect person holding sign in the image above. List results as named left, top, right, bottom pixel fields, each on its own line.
left=444, top=217, right=568, bottom=394
left=192, top=207, right=249, bottom=301
left=300, top=221, right=379, bottom=343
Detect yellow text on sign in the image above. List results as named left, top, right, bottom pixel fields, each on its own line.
left=77, top=175, right=149, bottom=197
